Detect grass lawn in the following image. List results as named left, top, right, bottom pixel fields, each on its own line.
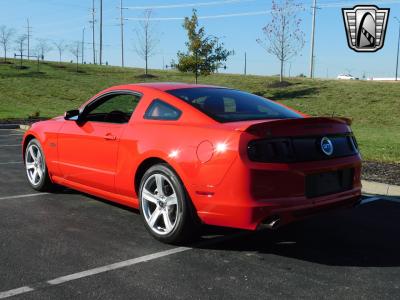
left=0, top=59, right=399, bottom=163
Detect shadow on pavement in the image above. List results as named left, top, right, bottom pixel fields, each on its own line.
left=51, top=186, right=400, bottom=267
left=197, top=198, right=400, bottom=267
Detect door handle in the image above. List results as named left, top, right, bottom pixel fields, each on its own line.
left=104, top=133, right=117, bottom=140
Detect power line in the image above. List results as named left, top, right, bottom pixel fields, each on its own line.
left=125, top=10, right=270, bottom=21
left=124, top=0, right=255, bottom=10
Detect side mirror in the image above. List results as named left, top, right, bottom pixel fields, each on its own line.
left=64, top=109, right=80, bottom=121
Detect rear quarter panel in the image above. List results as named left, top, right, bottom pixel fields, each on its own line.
left=115, top=89, right=241, bottom=202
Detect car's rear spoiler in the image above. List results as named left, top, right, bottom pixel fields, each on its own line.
left=240, top=117, right=353, bottom=135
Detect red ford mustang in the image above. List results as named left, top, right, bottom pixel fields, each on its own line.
left=22, top=83, right=362, bottom=243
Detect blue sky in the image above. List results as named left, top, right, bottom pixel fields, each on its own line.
left=0, top=0, right=399, bottom=78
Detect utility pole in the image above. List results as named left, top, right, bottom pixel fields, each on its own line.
left=395, top=17, right=400, bottom=81
left=82, top=27, right=85, bottom=64
left=25, top=18, right=32, bottom=60
left=309, top=0, right=317, bottom=79
left=99, top=0, right=103, bottom=65
left=120, top=0, right=125, bottom=67
left=90, top=0, right=96, bottom=64
left=244, top=52, right=247, bottom=75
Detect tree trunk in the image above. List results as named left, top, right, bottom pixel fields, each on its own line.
left=145, top=56, right=148, bottom=75
left=76, top=58, right=79, bottom=72
left=4, top=49, right=6, bottom=62
left=280, top=59, right=284, bottom=82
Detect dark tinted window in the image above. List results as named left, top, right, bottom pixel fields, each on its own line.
left=166, top=88, right=301, bottom=122
left=144, top=99, right=182, bottom=120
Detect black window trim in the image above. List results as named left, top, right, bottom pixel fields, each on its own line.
left=144, top=99, right=182, bottom=121
left=79, top=90, right=143, bottom=124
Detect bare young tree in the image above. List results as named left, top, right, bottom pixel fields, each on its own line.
left=53, top=40, right=66, bottom=64
left=0, top=25, right=15, bottom=63
left=15, top=34, right=27, bottom=68
left=35, top=38, right=53, bottom=61
left=69, top=41, right=80, bottom=72
left=257, top=0, right=305, bottom=82
left=135, top=9, right=159, bottom=75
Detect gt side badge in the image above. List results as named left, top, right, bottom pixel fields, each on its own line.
left=342, top=5, right=390, bottom=52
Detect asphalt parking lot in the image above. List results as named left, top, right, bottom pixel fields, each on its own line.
left=0, top=128, right=400, bottom=299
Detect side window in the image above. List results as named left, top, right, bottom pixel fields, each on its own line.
left=144, top=99, right=182, bottom=120
left=84, top=93, right=141, bottom=123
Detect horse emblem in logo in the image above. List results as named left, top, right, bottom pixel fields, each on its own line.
left=320, top=137, right=334, bottom=156
left=342, top=5, right=390, bottom=52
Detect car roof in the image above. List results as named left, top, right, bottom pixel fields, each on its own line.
left=131, top=82, right=225, bottom=92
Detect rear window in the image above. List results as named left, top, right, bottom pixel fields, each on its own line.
left=166, top=87, right=301, bottom=123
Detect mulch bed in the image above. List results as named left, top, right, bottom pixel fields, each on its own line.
left=135, top=74, right=158, bottom=79
left=0, top=118, right=48, bottom=125
left=362, top=161, right=400, bottom=186
left=266, top=81, right=294, bottom=88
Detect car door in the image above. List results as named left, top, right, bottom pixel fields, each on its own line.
left=57, top=91, right=141, bottom=193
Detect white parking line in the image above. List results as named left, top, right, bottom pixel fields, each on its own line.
left=48, top=247, right=190, bottom=285
left=0, top=193, right=48, bottom=201
left=0, top=161, right=22, bottom=165
left=0, top=247, right=191, bottom=299
left=360, top=196, right=381, bottom=205
left=0, top=287, right=34, bottom=299
left=0, top=229, right=249, bottom=299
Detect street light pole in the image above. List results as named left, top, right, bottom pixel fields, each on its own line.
left=395, top=17, right=400, bottom=81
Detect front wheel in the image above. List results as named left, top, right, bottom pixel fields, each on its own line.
left=139, top=164, right=199, bottom=244
left=25, top=139, right=54, bottom=191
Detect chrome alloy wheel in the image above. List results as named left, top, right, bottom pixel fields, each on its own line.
left=25, top=144, right=45, bottom=186
left=141, top=173, right=179, bottom=235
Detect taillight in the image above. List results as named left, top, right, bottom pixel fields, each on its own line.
left=350, top=135, right=359, bottom=152
left=247, top=138, right=295, bottom=163
left=247, top=134, right=359, bottom=163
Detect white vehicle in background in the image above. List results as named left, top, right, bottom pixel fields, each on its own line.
left=337, top=74, right=357, bottom=80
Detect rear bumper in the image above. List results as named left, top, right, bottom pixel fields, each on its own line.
left=192, top=155, right=362, bottom=230
left=197, top=188, right=361, bottom=230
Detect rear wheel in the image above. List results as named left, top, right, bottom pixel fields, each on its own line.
left=139, top=164, right=199, bottom=244
left=25, top=139, right=54, bottom=191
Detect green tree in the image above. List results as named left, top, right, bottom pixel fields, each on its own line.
left=176, top=10, right=233, bottom=84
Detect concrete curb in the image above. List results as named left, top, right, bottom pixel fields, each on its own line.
left=0, top=124, right=20, bottom=129
left=19, top=124, right=30, bottom=131
left=362, top=180, right=400, bottom=197
left=0, top=124, right=30, bottom=130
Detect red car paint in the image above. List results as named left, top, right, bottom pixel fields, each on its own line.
left=22, top=83, right=362, bottom=230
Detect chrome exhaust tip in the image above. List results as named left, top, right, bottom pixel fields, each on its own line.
left=258, top=215, right=281, bottom=230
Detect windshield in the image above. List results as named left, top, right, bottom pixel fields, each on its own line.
left=166, top=87, right=302, bottom=123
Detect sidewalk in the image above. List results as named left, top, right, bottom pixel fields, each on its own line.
left=362, top=180, right=400, bottom=197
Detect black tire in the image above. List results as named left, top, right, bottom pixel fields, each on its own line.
left=24, top=138, right=54, bottom=191
left=139, top=163, right=200, bottom=244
